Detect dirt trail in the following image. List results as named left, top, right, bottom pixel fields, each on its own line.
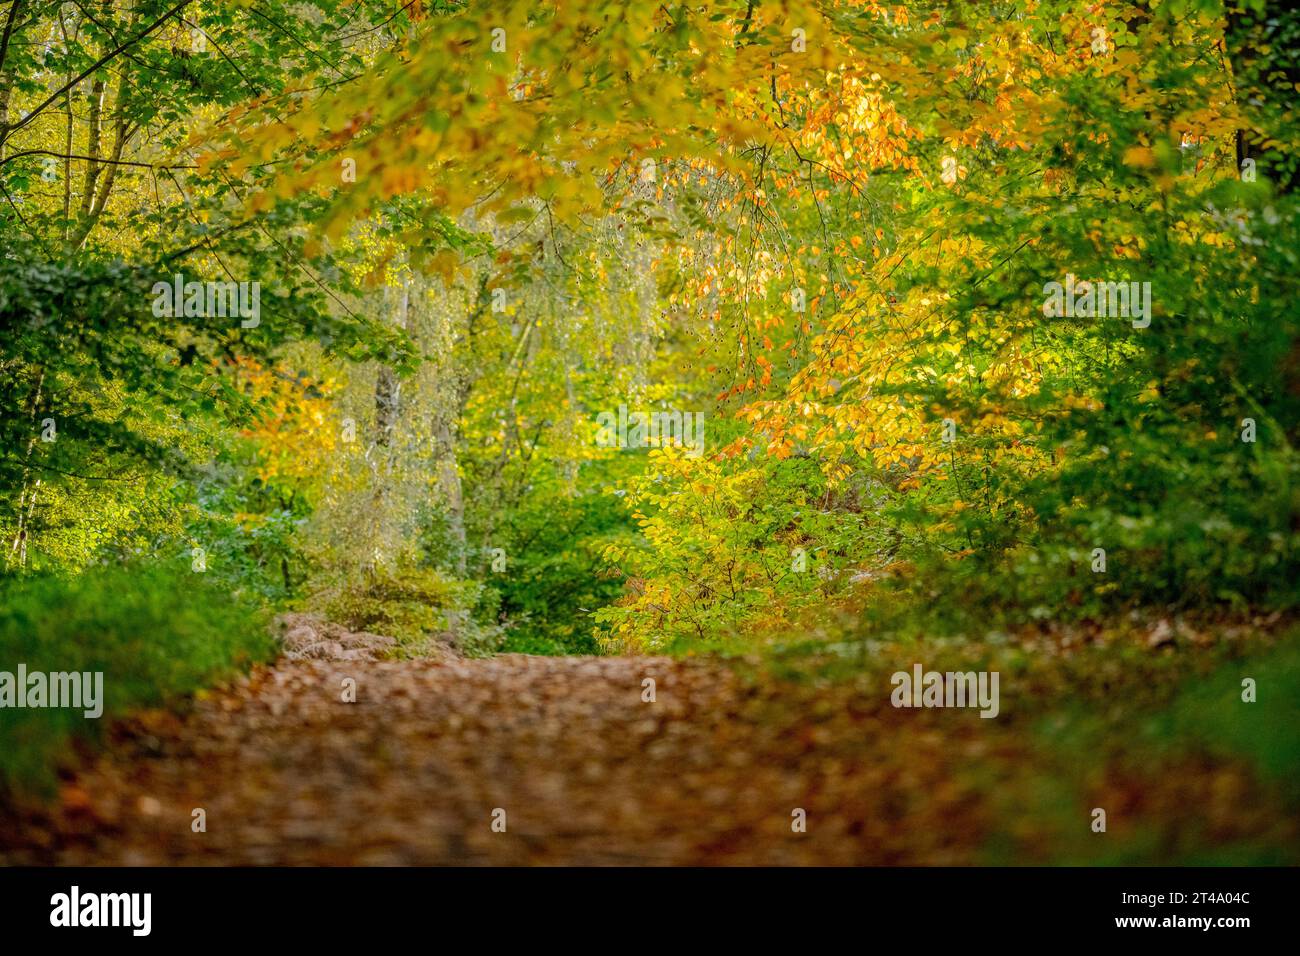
left=4, top=654, right=1022, bottom=865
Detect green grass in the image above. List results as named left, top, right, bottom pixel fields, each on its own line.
left=1161, top=638, right=1300, bottom=797
left=0, top=562, right=274, bottom=800
left=702, top=580, right=1300, bottom=864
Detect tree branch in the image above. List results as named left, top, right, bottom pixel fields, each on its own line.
left=0, top=148, right=195, bottom=170
left=0, top=0, right=24, bottom=78
left=0, top=0, right=193, bottom=145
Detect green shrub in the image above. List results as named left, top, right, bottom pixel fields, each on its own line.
left=319, top=565, right=503, bottom=658
left=0, top=563, right=273, bottom=800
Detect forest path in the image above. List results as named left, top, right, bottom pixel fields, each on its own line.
left=7, top=655, right=1014, bottom=865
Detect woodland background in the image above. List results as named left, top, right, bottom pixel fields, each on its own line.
left=0, top=0, right=1298, bottom=863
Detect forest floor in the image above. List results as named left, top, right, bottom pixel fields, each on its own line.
left=3, top=624, right=1297, bottom=864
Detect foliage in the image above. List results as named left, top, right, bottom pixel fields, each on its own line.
left=595, top=446, right=884, bottom=650
left=316, top=565, right=503, bottom=658
left=2, top=0, right=1299, bottom=655
left=0, top=562, right=272, bottom=797
left=0, top=0, right=1296, bottom=868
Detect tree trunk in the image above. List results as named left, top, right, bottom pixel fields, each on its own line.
left=1224, top=1, right=1300, bottom=195
left=8, top=368, right=45, bottom=571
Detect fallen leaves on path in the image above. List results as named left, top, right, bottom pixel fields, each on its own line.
left=1, top=647, right=1293, bottom=865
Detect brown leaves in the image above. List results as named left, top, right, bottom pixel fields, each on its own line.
left=3, top=631, right=1295, bottom=865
